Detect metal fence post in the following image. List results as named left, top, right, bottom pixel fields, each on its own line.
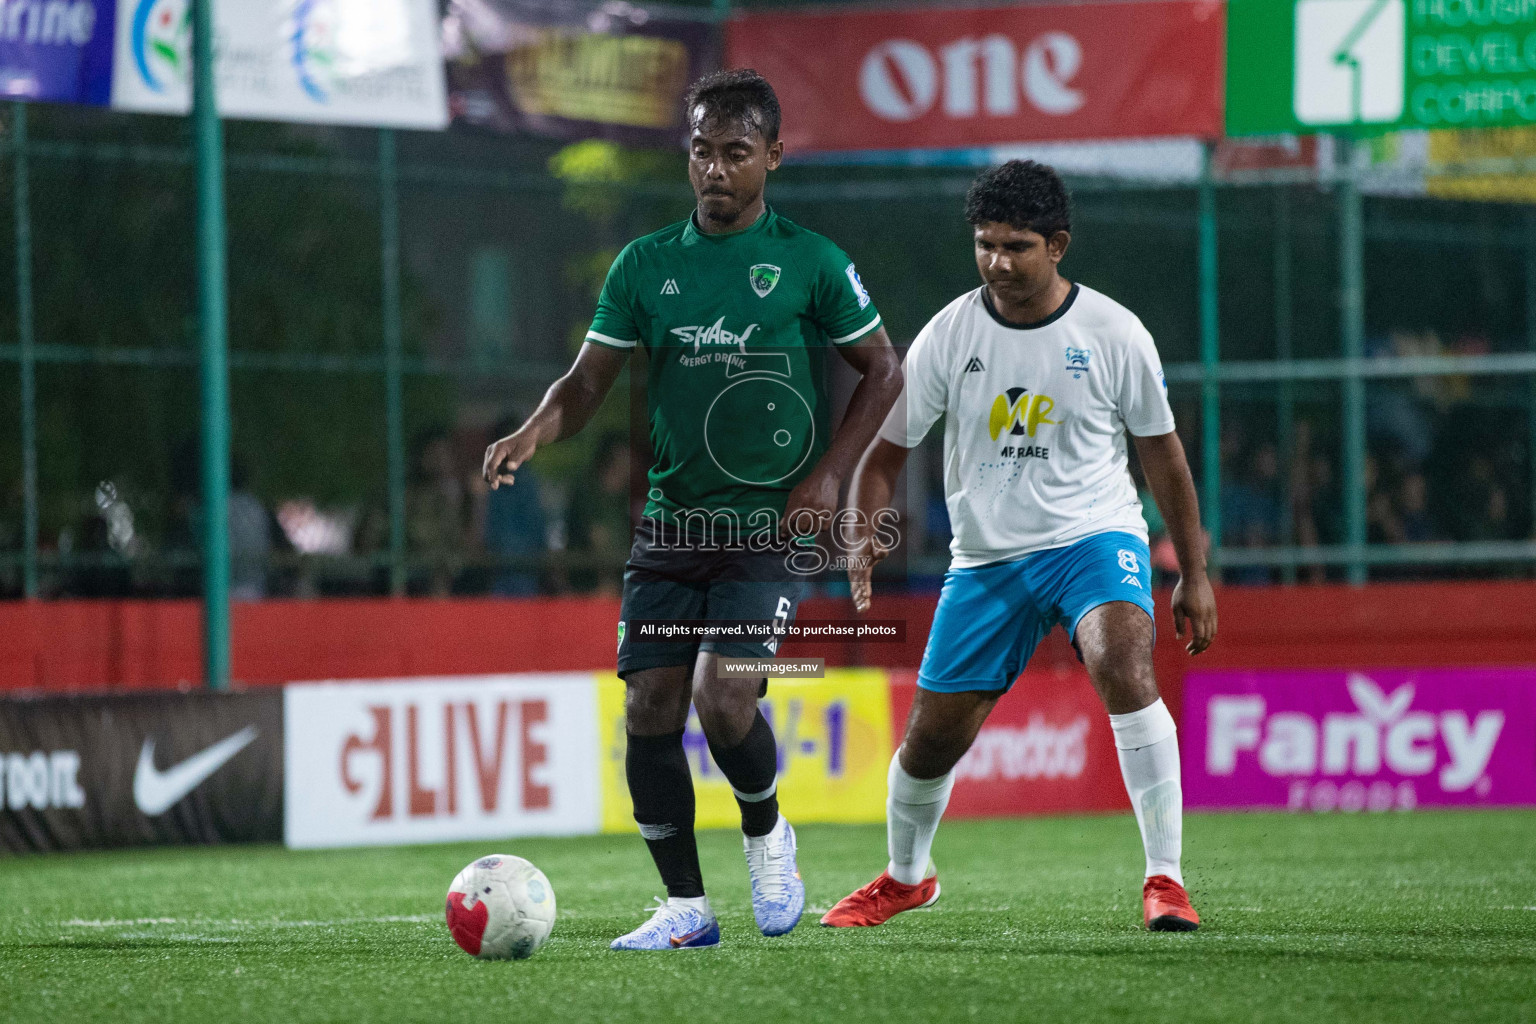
left=1338, top=137, right=1368, bottom=585
left=193, top=0, right=231, bottom=688
left=1527, top=209, right=1536, bottom=561
left=1199, top=143, right=1222, bottom=564
left=1274, top=186, right=1296, bottom=583
left=13, top=102, right=37, bottom=599
left=380, top=128, right=406, bottom=597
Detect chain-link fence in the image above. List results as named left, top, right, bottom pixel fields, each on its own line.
left=1, top=102, right=1533, bottom=599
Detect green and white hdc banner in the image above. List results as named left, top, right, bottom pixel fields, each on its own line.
left=109, top=0, right=448, bottom=129
left=1228, top=0, right=1536, bottom=136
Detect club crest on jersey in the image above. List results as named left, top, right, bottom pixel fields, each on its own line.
left=988, top=387, right=1058, bottom=441
left=749, top=264, right=781, bottom=298
left=1065, top=347, right=1091, bottom=378
left=671, top=317, right=760, bottom=354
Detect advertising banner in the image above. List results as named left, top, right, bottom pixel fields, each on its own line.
left=1228, top=0, right=1536, bottom=136
left=1184, top=667, right=1536, bottom=812
left=0, top=0, right=115, bottom=104
left=110, top=0, right=447, bottom=129
left=725, top=0, right=1225, bottom=155
left=889, top=669, right=1127, bottom=818
left=284, top=674, right=600, bottom=849
left=598, top=669, right=892, bottom=833
left=0, top=690, right=282, bottom=853
left=443, top=0, right=716, bottom=145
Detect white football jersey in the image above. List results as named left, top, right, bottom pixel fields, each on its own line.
left=878, top=282, right=1175, bottom=568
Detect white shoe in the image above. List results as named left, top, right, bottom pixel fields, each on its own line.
left=609, top=897, right=721, bottom=950
left=746, top=815, right=806, bottom=937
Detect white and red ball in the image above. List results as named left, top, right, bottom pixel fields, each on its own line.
left=445, top=854, right=556, bottom=960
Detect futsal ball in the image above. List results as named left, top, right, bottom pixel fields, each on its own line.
left=445, top=854, right=556, bottom=960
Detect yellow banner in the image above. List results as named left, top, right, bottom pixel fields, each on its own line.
left=505, top=32, right=690, bottom=129
left=1426, top=128, right=1536, bottom=204
left=599, top=670, right=892, bottom=833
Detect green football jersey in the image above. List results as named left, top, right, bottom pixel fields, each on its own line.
left=585, top=206, right=882, bottom=527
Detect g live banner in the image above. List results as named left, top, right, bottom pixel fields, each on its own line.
left=0, top=691, right=282, bottom=853
left=443, top=0, right=715, bottom=145
left=284, top=675, right=600, bottom=849
left=110, top=0, right=447, bottom=129
left=725, top=0, right=1225, bottom=155
left=1184, top=667, right=1536, bottom=812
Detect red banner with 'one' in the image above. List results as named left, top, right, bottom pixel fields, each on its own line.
left=726, top=1, right=1225, bottom=154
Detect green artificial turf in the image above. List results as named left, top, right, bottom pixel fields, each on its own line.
left=2, top=810, right=1533, bottom=1023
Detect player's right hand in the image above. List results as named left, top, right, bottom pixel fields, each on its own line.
left=482, top=430, right=538, bottom=490
left=847, top=536, right=891, bottom=615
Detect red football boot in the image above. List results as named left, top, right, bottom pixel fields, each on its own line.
left=1143, top=874, right=1200, bottom=931
left=821, top=868, right=940, bottom=927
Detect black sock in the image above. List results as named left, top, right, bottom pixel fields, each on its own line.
left=707, top=710, right=780, bottom=838
left=625, top=730, right=704, bottom=899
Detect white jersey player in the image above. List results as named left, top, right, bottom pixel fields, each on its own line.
left=823, top=160, right=1217, bottom=932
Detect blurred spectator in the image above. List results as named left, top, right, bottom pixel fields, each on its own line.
left=481, top=415, right=550, bottom=597
left=1289, top=420, right=1343, bottom=582
left=1221, top=440, right=1283, bottom=584
left=1365, top=454, right=1404, bottom=544
left=1398, top=472, right=1434, bottom=543
left=228, top=454, right=275, bottom=601
left=1366, top=329, right=1439, bottom=468
left=408, top=428, right=471, bottom=596
left=564, top=431, right=634, bottom=596
left=1453, top=456, right=1511, bottom=543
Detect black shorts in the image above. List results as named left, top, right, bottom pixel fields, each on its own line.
left=616, top=518, right=806, bottom=679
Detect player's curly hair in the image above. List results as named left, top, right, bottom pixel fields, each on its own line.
left=683, top=69, right=781, bottom=143
left=964, top=160, right=1072, bottom=238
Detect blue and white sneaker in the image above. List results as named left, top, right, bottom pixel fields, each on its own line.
left=746, top=815, right=805, bottom=937
left=609, top=897, right=721, bottom=951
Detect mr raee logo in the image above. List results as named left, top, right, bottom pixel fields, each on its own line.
left=131, top=0, right=189, bottom=93
left=1294, top=0, right=1405, bottom=126
left=988, top=387, right=1058, bottom=441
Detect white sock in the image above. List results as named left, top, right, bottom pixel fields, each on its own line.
left=744, top=813, right=787, bottom=850
left=1109, top=699, right=1184, bottom=886
left=886, top=750, right=953, bottom=885
left=667, top=895, right=712, bottom=916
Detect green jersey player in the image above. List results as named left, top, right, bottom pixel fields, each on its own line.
left=482, top=70, right=902, bottom=950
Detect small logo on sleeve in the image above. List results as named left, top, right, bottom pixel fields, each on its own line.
left=661, top=279, right=680, bottom=295
left=845, top=264, right=872, bottom=309
left=964, top=357, right=986, bottom=373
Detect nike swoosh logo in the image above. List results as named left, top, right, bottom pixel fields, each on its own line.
left=670, top=925, right=710, bottom=947
left=133, top=725, right=259, bottom=816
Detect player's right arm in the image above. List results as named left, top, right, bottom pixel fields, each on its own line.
left=482, top=342, right=629, bottom=489
left=845, top=314, right=949, bottom=612
left=847, top=439, right=910, bottom=613
left=483, top=245, right=640, bottom=489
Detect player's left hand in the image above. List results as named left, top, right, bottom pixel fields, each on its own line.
left=1172, top=571, right=1217, bottom=655
left=780, top=469, right=840, bottom=539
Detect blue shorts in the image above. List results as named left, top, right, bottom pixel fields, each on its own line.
left=916, top=530, right=1154, bottom=694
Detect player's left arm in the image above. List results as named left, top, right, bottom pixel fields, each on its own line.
left=782, top=327, right=902, bottom=536
left=1134, top=431, right=1217, bottom=655
left=1118, top=318, right=1215, bottom=655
